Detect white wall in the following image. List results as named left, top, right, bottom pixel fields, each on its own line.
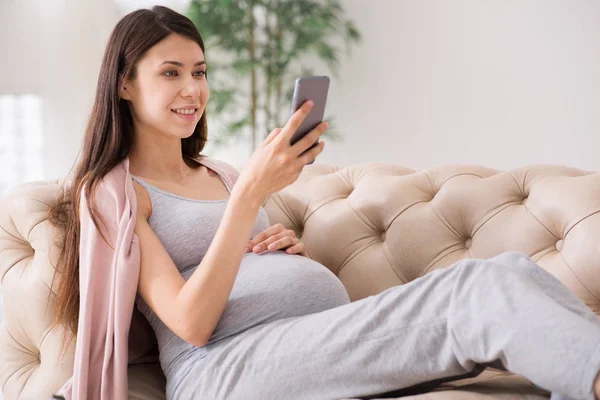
left=1, top=0, right=124, bottom=180
left=40, top=0, right=124, bottom=179
left=325, top=0, right=600, bottom=171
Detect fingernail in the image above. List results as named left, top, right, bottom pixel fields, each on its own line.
left=307, top=100, right=314, bottom=107
left=268, top=244, right=276, bottom=250
left=254, top=245, right=262, bottom=252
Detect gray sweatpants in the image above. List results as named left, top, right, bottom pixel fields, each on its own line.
left=169, top=251, right=600, bottom=400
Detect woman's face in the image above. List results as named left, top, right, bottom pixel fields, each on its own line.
left=121, top=33, right=209, bottom=139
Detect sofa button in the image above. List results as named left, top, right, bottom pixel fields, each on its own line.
left=465, top=238, right=472, bottom=249
left=555, top=239, right=564, bottom=251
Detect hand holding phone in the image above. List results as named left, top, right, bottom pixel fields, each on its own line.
left=289, top=76, right=330, bottom=165
left=237, top=99, right=327, bottom=205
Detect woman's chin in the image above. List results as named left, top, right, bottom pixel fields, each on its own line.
left=175, top=129, right=196, bottom=139
left=184, top=130, right=196, bottom=139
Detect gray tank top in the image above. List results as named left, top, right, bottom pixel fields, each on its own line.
left=131, top=167, right=350, bottom=377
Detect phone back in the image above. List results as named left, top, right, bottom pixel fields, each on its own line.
left=289, top=76, right=330, bottom=164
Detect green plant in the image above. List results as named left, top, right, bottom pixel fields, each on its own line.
left=187, top=0, right=361, bottom=155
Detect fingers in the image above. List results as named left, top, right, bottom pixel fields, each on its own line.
left=282, top=242, right=307, bottom=256
left=276, top=100, right=314, bottom=145
left=263, top=127, right=282, bottom=147
left=291, top=121, right=328, bottom=158
left=251, top=234, right=296, bottom=253
left=297, top=139, right=326, bottom=166
left=244, top=231, right=307, bottom=256
left=266, top=237, right=297, bottom=252
left=246, top=226, right=298, bottom=253
left=246, top=223, right=286, bottom=252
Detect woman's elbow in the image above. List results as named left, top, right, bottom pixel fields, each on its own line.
left=178, top=322, right=209, bottom=347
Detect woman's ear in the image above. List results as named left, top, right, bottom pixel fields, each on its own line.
left=120, top=85, right=132, bottom=101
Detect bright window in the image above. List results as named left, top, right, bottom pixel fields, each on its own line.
left=0, top=94, right=44, bottom=195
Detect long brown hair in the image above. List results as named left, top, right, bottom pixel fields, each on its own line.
left=48, top=5, right=209, bottom=354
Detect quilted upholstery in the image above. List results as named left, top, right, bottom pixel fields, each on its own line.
left=1, top=163, right=598, bottom=399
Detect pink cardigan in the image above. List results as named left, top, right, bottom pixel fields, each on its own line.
left=54, top=155, right=241, bottom=400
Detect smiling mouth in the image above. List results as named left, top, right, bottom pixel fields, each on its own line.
left=171, top=107, right=199, bottom=121
left=171, top=107, right=198, bottom=115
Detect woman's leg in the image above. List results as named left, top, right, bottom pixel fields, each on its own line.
left=448, top=251, right=600, bottom=400
left=490, top=251, right=600, bottom=328
left=173, top=252, right=600, bottom=400
left=489, top=251, right=600, bottom=400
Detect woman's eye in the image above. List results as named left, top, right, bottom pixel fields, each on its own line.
left=163, top=70, right=206, bottom=77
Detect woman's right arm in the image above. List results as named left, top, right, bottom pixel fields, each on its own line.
left=136, top=100, right=326, bottom=347
left=135, top=182, right=262, bottom=347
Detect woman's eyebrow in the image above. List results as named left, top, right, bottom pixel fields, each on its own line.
left=156, top=60, right=206, bottom=68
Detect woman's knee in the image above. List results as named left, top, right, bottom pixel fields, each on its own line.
left=454, top=256, right=524, bottom=286
left=490, top=251, right=535, bottom=267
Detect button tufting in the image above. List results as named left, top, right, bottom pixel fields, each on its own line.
left=555, top=239, right=564, bottom=251
left=464, top=238, right=472, bottom=249
left=381, top=231, right=386, bottom=241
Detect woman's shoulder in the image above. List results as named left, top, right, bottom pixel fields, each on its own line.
left=197, top=154, right=238, bottom=170
left=195, top=155, right=241, bottom=183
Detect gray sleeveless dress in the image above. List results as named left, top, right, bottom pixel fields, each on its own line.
left=130, top=165, right=351, bottom=398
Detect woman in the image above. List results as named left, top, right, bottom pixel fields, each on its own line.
left=48, top=6, right=600, bottom=400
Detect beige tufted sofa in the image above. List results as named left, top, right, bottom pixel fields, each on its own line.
left=1, top=162, right=599, bottom=400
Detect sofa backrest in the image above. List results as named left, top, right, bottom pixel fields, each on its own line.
left=1, top=163, right=599, bottom=398
left=261, top=163, right=600, bottom=315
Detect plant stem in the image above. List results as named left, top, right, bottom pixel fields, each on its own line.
left=249, top=0, right=257, bottom=155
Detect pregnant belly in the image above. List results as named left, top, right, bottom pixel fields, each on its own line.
left=186, top=251, right=351, bottom=344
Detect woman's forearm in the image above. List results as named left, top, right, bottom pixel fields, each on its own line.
left=175, top=185, right=263, bottom=346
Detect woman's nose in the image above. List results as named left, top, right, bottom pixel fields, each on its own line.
left=181, top=76, right=201, bottom=98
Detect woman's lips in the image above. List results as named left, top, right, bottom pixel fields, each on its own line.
left=171, top=108, right=197, bottom=121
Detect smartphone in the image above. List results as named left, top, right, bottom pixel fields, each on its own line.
left=289, top=76, right=330, bottom=165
